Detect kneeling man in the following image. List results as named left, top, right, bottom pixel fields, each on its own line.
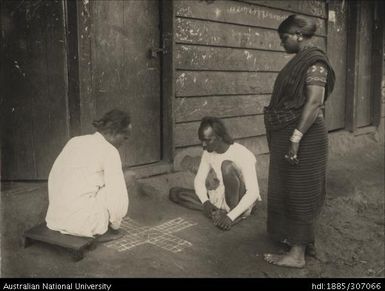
left=46, top=109, right=132, bottom=241
left=170, top=116, right=261, bottom=230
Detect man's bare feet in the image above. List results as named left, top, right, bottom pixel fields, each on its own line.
left=264, top=245, right=306, bottom=268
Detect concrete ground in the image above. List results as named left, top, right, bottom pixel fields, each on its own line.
left=1, top=131, right=384, bottom=278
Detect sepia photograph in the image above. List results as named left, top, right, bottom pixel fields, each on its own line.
left=0, top=0, right=384, bottom=284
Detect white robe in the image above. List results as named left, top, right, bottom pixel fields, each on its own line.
left=194, top=143, right=261, bottom=221
left=46, top=132, right=129, bottom=237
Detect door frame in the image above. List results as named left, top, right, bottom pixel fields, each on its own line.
left=64, top=0, right=81, bottom=138
left=160, top=0, right=175, bottom=167
left=370, top=0, right=384, bottom=127
left=345, top=0, right=384, bottom=132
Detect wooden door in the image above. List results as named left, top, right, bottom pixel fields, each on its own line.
left=90, top=0, right=161, bottom=167
left=1, top=0, right=69, bottom=180
left=325, top=0, right=347, bottom=131
left=355, top=1, right=374, bottom=128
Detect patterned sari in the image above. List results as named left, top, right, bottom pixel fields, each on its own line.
left=264, top=47, right=335, bottom=245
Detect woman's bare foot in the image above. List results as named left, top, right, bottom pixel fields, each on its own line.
left=264, top=245, right=306, bottom=268
left=264, top=253, right=305, bottom=268
left=280, top=239, right=317, bottom=258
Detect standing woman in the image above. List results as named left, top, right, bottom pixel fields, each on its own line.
left=263, top=15, right=335, bottom=268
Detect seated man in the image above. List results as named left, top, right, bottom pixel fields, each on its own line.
left=169, top=116, right=261, bottom=230
left=45, top=109, right=132, bottom=241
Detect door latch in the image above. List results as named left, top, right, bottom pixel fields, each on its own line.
left=149, top=38, right=168, bottom=58
left=149, top=47, right=166, bottom=58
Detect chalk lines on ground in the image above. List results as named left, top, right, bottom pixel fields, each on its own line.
left=104, top=217, right=197, bottom=253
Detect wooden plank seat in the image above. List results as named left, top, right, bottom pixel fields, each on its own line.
left=23, top=223, right=96, bottom=262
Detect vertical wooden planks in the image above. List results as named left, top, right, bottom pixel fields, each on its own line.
left=77, top=0, right=94, bottom=135
left=355, top=1, right=374, bottom=128
left=2, top=0, right=69, bottom=179
left=88, top=0, right=162, bottom=166
left=32, top=0, right=70, bottom=177
left=370, top=0, right=384, bottom=126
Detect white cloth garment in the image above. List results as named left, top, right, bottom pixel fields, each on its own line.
left=194, top=143, right=261, bottom=221
left=45, top=132, right=129, bottom=237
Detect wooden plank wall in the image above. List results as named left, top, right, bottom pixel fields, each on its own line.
left=173, top=0, right=327, bottom=159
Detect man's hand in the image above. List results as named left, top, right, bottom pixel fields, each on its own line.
left=212, top=210, right=232, bottom=231
left=203, top=200, right=218, bottom=218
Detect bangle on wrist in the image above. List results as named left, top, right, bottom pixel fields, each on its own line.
left=290, top=129, right=303, bottom=143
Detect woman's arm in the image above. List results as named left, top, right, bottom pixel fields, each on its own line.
left=297, top=85, right=325, bottom=133
left=287, top=85, right=325, bottom=164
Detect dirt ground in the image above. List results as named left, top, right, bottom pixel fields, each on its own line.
left=1, top=132, right=384, bottom=278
